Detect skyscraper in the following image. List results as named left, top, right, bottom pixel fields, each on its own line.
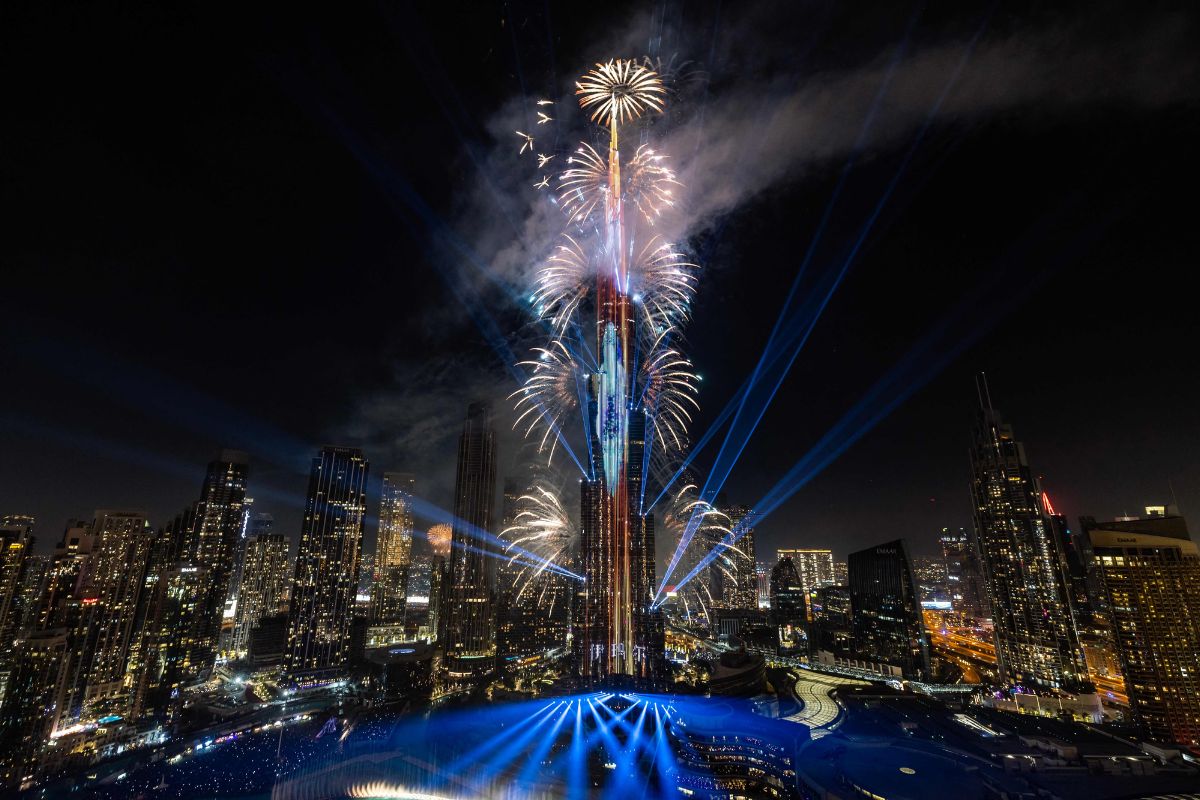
left=129, top=562, right=206, bottom=719
left=938, top=527, right=989, bottom=619
left=847, top=539, right=929, bottom=679
left=0, top=515, right=36, bottom=688
left=969, top=376, right=1086, bottom=690
left=67, top=510, right=154, bottom=718
left=445, top=403, right=497, bottom=680
left=371, top=473, right=415, bottom=627
left=286, top=446, right=368, bottom=678
left=230, top=526, right=288, bottom=657
left=0, top=630, right=69, bottom=791
left=576, top=399, right=663, bottom=685
left=809, top=585, right=853, bottom=657
left=768, top=556, right=806, bottom=629
left=776, top=548, right=835, bottom=597
left=721, top=503, right=757, bottom=611
left=1084, top=508, right=1200, bottom=746
left=188, top=451, right=249, bottom=671
left=425, top=523, right=452, bottom=644
left=1042, top=493, right=1093, bottom=623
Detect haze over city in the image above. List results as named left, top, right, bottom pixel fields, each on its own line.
left=2, top=2, right=1199, bottom=798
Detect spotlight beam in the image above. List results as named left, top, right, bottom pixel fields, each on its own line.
left=312, top=101, right=591, bottom=479
left=656, top=16, right=920, bottom=595
left=657, top=5, right=995, bottom=601
left=662, top=190, right=1112, bottom=605
left=410, top=496, right=583, bottom=581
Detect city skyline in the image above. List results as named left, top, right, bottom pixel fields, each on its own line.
left=4, top=3, right=1198, bottom=564
left=3, top=2, right=1200, bottom=796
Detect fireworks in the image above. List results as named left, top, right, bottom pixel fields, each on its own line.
left=556, top=144, right=679, bottom=228
left=529, top=235, right=590, bottom=335
left=661, top=484, right=743, bottom=623
left=633, top=237, right=698, bottom=334
left=639, top=340, right=700, bottom=454
left=426, top=523, right=452, bottom=558
left=557, top=143, right=607, bottom=225
left=576, top=59, right=666, bottom=126
left=499, top=480, right=577, bottom=608
left=509, top=339, right=580, bottom=462
left=513, top=58, right=706, bottom=489
left=626, top=146, right=680, bottom=224
left=509, top=58, right=708, bottom=676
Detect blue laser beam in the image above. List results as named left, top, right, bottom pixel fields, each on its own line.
left=661, top=194, right=1117, bottom=605
left=657, top=11, right=922, bottom=597
left=409, top=495, right=583, bottom=581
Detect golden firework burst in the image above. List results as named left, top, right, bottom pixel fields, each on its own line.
left=426, top=523, right=452, bottom=558
left=576, top=58, right=666, bottom=126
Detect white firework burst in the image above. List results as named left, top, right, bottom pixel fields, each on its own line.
left=510, top=340, right=581, bottom=464
left=576, top=59, right=666, bottom=127
left=556, top=144, right=681, bottom=228
left=557, top=143, right=607, bottom=226
left=660, top=484, right=738, bottom=624
left=633, top=236, right=697, bottom=335
left=500, top=480, right=577, bottom=607
left=639, top=335, right=700, bottom=457
left=626, top=145, right=681, bottom=225
left=531, top=234, right=591, bottom=335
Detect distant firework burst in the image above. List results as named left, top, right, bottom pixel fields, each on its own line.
left=426, top=523, right=452, bottom=558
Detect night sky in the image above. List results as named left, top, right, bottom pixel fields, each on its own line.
left=4, top=1, right=1198, bottom=563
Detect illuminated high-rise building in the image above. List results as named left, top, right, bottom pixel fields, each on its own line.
left=0, top=515, right=36, bottom=693
left=371, top=472, right=415, bottom=626
left=123, top=505, right=204, bottom=717
left=1084, top=508, right=1200, bottom=746
left=12, top=554, right=48, bottom=635
left=809, top=585, right=853, bottom=657
left=230, top=527, right=289, bottom=657
left=0, top=629, right=70, bottom=791
left=1041, top=493, right=1094, bottom=623
left=939, top=526, right=989, bottom=619
left=969, top=375, right=1086, bottom=690
left=717, top=503, right=757, bottom=611
left=63, top=510, right=154, bottom=719
left=769, top=556, right=805, bottom=629
left=129, top=562, right=206, bottom=719
left=576, top=398, right=663, bottom=685
left=425, top=524, right=452, bottom=643
left=848, top=538, right=929, bottom=679
left=188, top=451, right=250, bottom=670
left=776, top=548, right=835, bottom=596
left=31, top=524, right=94, bottom=633
left=217, top=497, right=258, bottom=656
left=445, top=403, right=497, bottom=680
left=286, top=446, right=368, bottom=678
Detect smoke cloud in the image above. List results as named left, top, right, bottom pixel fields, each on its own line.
left=336, top=3, right=1199, bottom=515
